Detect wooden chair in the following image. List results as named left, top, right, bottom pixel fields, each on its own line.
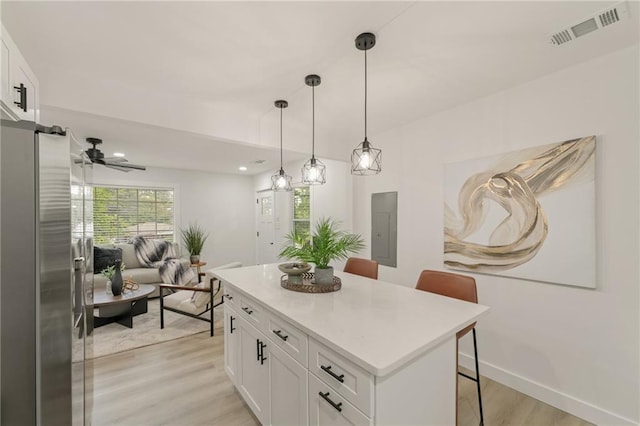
left=159, top=262, right=242, bottom=336
left=343, top=257, right=379, bottom=280
left=415, top=270, right=484, bottom=426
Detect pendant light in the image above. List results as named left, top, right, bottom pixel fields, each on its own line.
left=351, top=32, right=382, bottom=175
left=302, top=74, right=326, bottom=185
left=271, top=100, right=293, bottom=192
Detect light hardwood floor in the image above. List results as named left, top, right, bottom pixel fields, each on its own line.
left=91, top=323, right=592, bottom=426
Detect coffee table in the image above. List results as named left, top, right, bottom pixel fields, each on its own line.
left=93, top=284, right=155, bottom=329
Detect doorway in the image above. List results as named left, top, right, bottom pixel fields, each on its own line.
left=256, top=190, right=276, bottom=264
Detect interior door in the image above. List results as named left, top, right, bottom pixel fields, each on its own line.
left=256, top=190, right=276, bottom=264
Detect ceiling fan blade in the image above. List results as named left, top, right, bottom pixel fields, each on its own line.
left=103, top=157, right=128, bottom=163
left=103, top=161, right=146, bottom=171
left=104, top=164, right=132, bottom=173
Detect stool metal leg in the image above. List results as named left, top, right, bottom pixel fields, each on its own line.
left=472, top=328, right=484, bottom=426
left=457, top=329, right=484, bottom=426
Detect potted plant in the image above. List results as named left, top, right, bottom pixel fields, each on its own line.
left=280, top=217, right=365, bottom=285
left=180, top=222, right=209, bottom=264
left=101, top=262, right=126, bottom=295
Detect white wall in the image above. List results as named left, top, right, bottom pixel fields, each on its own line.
left=93, top=166, right=256, bottom=269
left=254, top=158, right=356, bottom=269
left=352, top=45, right=639, bottom=425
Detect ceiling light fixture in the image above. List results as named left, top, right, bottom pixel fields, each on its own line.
left=271, top=100, right=293, bottom=192
left=238, top=166, right=247, bottom=171
left=113, top=152, right=126, bottom=157
left=351, top=32, right=381, bottom=175
left=302, top=74, right=326, bottom=185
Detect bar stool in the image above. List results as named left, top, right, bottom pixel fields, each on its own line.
left=415, top=270, right=484, bottom=426
left=343, top=257, right=379, bottom=280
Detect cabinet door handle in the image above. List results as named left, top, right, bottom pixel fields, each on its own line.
left=320, top=365, right=345, bottom=383
left=319, top=392, right=343, bottom=412
left=229, top=315, right=235, bottom=334
left=242, top=307, right=253, bottom=315
left=13, top=83, right=27, bottom=112
left=257, top=339, right=261, bottom=361
left=272, top=329, right=289, bottom=341
left=260, top=342, right=267, bottom=365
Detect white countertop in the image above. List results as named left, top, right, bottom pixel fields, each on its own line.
left=214, top=264, right=489, bottom=377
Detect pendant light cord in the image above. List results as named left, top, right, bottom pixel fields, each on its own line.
left=312, top=85, right=315, bottom=158
left=279, top=106, right=283, bottom=168
left=364, top=48, right=368, bottom=140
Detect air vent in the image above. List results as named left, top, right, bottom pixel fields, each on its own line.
left=599, top=7, right=621, bottom=27
left=549, top=1, right=629, bottom=46
left=551, top=29, right=573, bottom=45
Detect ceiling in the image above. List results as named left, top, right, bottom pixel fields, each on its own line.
left=41, top=106, right=308, bottom=175
left=2, top=1, right=638, bottom=174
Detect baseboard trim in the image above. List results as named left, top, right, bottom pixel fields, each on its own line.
left=459, top=352, right=638, bottom=426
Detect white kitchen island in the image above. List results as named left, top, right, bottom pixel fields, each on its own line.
left=213, top=264, right=489, bottom=426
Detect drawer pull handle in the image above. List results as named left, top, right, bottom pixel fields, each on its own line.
left=224, top=294, right=233, bottom=301
left=320, top=365, right=345, bottom=383
left=242, top=307, right=253, bottom=315
left=319, top=392, right=342, bottom=412
left=257, top=339, right=261, bottom=361
left=272, top=329, right=289, bottom=341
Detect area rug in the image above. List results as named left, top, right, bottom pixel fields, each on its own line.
left=80, top=299, right=222, bottom=359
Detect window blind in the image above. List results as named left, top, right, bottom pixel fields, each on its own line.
left=93, top=186, right=174, bottom=244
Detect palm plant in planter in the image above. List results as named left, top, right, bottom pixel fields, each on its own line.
left=280, top=217, right=365, bottom=285
left=180, top=222, right=209, bottom=264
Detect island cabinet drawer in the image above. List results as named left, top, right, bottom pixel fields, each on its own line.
left=265, top=312, right=308, bottom=367
left=309, top=338, right=373, bottom=417
left=222, top=286, right=238, bottom=308
left=238, top=296, right=266, bottom=333
left=309, top=373, right=371, bottom=426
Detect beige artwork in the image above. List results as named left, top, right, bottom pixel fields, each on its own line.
left=444, top=136, right=596, bottom=287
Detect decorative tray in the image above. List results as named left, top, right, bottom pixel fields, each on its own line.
left=280, top=272, right=341, bottom=293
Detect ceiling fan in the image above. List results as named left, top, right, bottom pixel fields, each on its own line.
left=84, top=137, right=146, bottom=172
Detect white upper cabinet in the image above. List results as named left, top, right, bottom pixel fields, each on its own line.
left=1, top=24, right=39, bottom=122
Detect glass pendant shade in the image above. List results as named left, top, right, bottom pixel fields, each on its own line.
left=271, top=99, right=293, bottom=192
left=302, top=157, right=326, bottom=185
left=351, top=32, right=382, bottom=175
left=351, top=138, right=382, bottom=175
left=302, top=74, right=326, bottom=185
left=271, top=168, right=292, bottom=191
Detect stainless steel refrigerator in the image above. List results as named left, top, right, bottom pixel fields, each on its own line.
left=1, top=119, right=93, bottom=425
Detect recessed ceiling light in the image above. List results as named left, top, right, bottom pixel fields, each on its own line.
left=239, top=166, right=248, bottom=171
left=113, top=152, right=126, bottom=157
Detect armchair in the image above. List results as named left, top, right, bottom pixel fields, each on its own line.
left=159, top=262, right=242, bottom=336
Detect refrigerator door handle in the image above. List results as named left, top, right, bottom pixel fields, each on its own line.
left=73, top=257, right=85, bottom=327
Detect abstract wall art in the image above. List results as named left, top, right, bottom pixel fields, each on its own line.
left=444, top=136, right=596, bottom=287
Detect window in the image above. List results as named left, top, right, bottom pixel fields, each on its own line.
left=93, top=186, right=174, bottom=244
left=292, top=186, right=310, bottom=239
